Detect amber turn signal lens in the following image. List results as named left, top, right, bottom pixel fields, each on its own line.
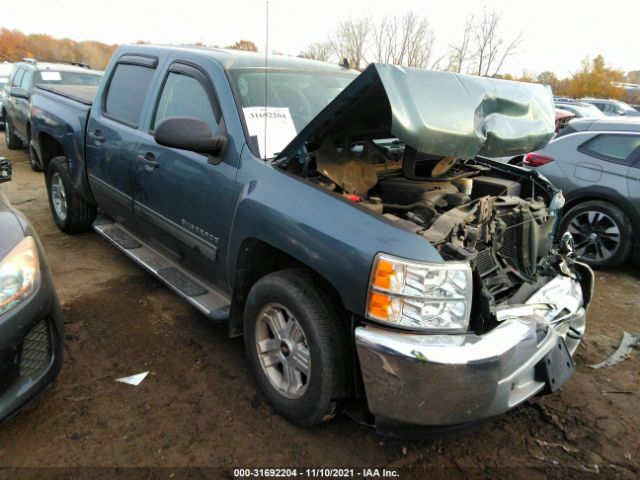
left=373, top=258, right=395, bottom=290
left=368, top=291, right=392, bottom=320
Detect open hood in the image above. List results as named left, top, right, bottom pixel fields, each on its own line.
left=276, top=64, right=555, bottom=162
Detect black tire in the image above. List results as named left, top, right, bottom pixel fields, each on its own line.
left=46, top=156, right=96, bottom=233
left=560, top=200, right=632, bottom=269
left=243, top=269, right=350, bottom=426
left=4, top=117, right=23, bottom=150
left=28, top=135, right=43, bottom=172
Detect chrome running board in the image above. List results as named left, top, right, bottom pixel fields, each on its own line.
left=93, top=214, right=230, bottom=321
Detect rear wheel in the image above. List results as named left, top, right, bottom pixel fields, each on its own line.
left=243, top=269, right=350, bottom=426
left=4, top=118, right=22, bottom=150
left=560, top=200, right=632, bottom=269
left=46, top=156, right=96, bottom=233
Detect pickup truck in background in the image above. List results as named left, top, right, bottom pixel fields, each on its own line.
left=1, top=59, right=102, bottom=171
left=29, top=45, right=594, bottom=435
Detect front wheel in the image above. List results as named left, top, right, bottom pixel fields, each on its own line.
left=46, top=157, right=96, bottom=233
left=243, top=269, right=350, bottom=426
left=560, top=200, right=632, bottom=269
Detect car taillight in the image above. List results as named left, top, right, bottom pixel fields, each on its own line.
left=523, top=153, right=554, bottom=167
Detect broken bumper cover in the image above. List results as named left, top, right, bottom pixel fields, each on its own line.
left=354, top=265, right=593, bottom=430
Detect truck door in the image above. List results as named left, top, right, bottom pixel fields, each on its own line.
left=132, top=62, right=237, bottom=285
left=86, top=55, right=159, bottom=226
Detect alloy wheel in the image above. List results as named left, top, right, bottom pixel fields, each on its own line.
left=255, top=303, right=311, bottom=399
left=50, top=172, right=68, bottom=221
left=567, top=210, right=621, bottom=262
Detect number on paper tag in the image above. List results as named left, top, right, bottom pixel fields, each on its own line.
left=242, top=107, right=297, bottom=159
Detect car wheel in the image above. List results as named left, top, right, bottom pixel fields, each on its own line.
left=46, top=156, right=96, bottom=233
left=28, top=136, right=43, bottom=172
left=560, top=200, right=632, bottom=269
left=4, top=118, right=23, bottom=150
left=243, top=269, right=350, bottom=426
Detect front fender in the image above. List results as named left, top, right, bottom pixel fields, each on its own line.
left=227, top=150, right=441, bottom=315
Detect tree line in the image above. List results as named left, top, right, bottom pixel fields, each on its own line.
left=0, top=28, right=117, bottom=70
left=2, top=16, right=638, bottom=103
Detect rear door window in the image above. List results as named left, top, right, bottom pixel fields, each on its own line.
left=104, top=63, right=156, bottom=127
left=582, top=134, right=640, bottom=164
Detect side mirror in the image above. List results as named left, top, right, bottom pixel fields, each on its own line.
left=153, top=116, right=226, bottom=157
left=0, top=157, right=12, bottom=183
left=9, top=87, right=28, bottom=99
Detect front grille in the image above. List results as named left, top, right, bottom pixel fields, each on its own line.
left=19, top=320, right=51, bottom=378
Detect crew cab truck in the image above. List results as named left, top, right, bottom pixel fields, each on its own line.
left=30, top=45, right=594, bottom=435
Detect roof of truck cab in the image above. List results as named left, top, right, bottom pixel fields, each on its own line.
left=120, top=44, right=357, bottom=73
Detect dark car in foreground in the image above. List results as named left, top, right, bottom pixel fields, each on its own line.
left=28, top=45, right=594, bottom=435
left=0, top=157, right=63, bottom=423
left=523, top=118, right=640, bottom=268
left=1, top=59, right=102, bottom=171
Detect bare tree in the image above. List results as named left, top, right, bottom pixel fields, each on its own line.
left=330, top=18, right=370, bottom=70
left=446, top=16, right=473, bottom=73
left=298, top=41, right=333, bottom=62
left=371, top=12, right=436, bottom=69
left=470, top=8, right=522, bottom=77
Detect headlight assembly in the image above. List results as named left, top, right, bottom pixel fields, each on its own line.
left=366, top=253, right=472, bottom=332
left=0, top=236, right=40, bottom=315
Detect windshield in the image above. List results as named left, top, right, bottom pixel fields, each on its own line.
left=230, top=68, right=356, bottom=158
left=614, top=100, right=636, bottom=112
left=580, top=103, right=605, bottom=117
left=35, top=71, right=102, bottom=87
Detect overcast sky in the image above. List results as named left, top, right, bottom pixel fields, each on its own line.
left=2, top=0, right=637, bottom=76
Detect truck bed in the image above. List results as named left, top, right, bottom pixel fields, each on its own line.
left=35, top=84, right=97, bottom=106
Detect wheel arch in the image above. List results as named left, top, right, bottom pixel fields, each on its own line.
left=37, top=132, right=65, bottom=173
left=563, top=187, right=638, bottom=239
left=227, top=237, right=347, bottom=338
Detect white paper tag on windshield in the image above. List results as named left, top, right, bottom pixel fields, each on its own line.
left=242, top=107, right=297, bottom=159
left=40, top=71, right=62, bottom=81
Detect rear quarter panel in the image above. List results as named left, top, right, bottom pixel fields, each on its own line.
left=31, top=90, right=94, bottom=202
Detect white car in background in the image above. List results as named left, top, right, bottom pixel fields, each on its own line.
left=0, top=61, right=13, bottom=127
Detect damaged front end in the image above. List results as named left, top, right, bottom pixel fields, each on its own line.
left=274, top=64, right=594, bottom=430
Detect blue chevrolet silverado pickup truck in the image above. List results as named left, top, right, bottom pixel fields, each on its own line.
left=29, top=44, right=594, bottom=435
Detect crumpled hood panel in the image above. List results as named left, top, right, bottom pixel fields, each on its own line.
left=277, top=64, right=555, bottom=161
left=376, top=64, right=555, bottom=158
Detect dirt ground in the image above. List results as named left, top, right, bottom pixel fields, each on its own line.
left=0, top=133, right=638, bottom=480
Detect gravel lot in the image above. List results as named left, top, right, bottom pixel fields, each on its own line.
left=0, top=133, right=638, bottom=479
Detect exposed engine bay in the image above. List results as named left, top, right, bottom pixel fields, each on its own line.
left=284, top=136, right=569, bottom=311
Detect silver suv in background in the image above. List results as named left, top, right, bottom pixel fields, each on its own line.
left=0, top=62, right=13, bottom=128
left=522, top=117, right=640, bottom=268
left=555, top=100, right=604, bottom=119
left=581, top=98, right=640, bottom=117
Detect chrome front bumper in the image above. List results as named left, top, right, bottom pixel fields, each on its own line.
left=354, top=266, right=594, bottom=428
